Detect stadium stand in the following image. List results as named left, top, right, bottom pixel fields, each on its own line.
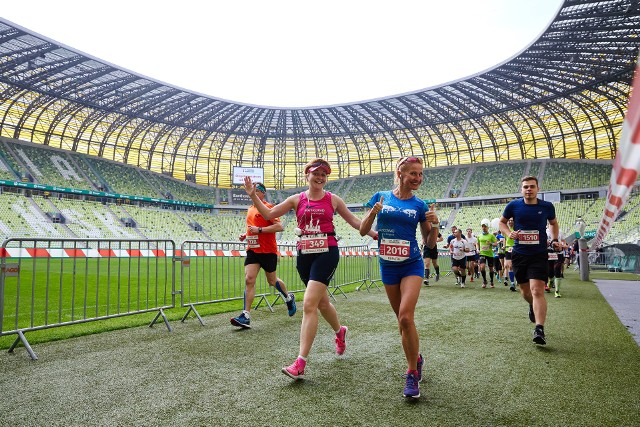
left=343, top=174, right=394, bottom=204
left=5, top=142, right=90, bottom=189
left=416, top=167, right=455, bottom=200
left=146, top=172, right=216, bottom=205
left=463, top=163, right=526, bottom=197
left=541, top=161, right=612, bottom=191
left=0, top=192, right=72, bottom=243
left=84, top=157, right=161, bottom=198
left=47, top=196, right=141, bottom=240
left=0, top=143, right=21, bottom=180
left=113, top=203, right=204, bottom=243
left=450, top=166, right=470, bottom=198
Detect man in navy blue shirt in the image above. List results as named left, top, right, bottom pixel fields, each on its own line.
left=499, top=176, right=560, bottom=345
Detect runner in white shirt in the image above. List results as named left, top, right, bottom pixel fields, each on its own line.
left=464, top=228, right=478, bottom=283
left=449, top=229, right=469, bottom=288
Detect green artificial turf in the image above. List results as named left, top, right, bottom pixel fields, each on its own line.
left=0, top=269, right=638, bottom=426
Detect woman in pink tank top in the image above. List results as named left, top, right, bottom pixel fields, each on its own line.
left=245, top=158, right=377, bottom=380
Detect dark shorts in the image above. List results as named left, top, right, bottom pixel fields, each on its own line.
left=296, top=246, right=340, bottom=286
left=494, top=257, right=502, bottom=271
left=452, top=257, right=467, bottom=269
left=548, top=253, right=565, bottom=279
left=505, top=250, right=513, bottom=261
left=245, top=250, right=278, bottom=273
left=422, top=245, right=439, bottom=260
left=512, top=251, right=549, bottom=284
left=466, top=255, right=476, bottom=263
left=479, top=256, right=495, bottom=268
left=380, top=257, right=424, bottom=285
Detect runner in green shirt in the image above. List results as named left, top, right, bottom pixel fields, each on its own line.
left=477, top=219, right=498, bottom=288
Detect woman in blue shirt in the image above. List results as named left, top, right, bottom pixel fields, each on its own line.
left=360, top=156, right=440, bottom=399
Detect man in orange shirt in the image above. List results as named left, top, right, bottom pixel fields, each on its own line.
left=231, top=182, right=297, bottom=328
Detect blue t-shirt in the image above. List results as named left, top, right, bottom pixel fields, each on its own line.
left=502, top=198, right=556, bottom=255
left=366, top=191, right=427, bottom=266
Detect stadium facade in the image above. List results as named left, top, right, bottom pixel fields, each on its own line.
left=0, top=0, right=639, bottom=190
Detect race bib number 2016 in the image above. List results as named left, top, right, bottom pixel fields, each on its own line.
left=380, top=238, right=410, bottom=262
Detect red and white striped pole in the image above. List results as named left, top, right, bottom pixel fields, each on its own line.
left=591, top=54, right=640, bottom=249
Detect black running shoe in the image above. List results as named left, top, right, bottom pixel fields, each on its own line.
left=528, top=305, right=535, bottom=323
left=533, top=326, right=546, bottom=345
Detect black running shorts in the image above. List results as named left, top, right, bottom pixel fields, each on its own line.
left=512, top=251, right=549, bottom=284
left=245, top=250, right=278, bottom=273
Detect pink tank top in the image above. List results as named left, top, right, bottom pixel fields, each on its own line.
left=296, top=191, right=338, bottom=247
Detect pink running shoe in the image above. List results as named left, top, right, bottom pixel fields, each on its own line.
left=335, top=325, right=348, bottom=355
left=282, top=358, right=305, bottom=380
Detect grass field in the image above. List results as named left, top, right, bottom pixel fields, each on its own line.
left=1, top=268, right=638, bottom=426
left=0, top=254, right=371, bottom=348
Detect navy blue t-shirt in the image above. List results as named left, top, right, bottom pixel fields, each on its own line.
left=502, top=198, right=556, bottom=255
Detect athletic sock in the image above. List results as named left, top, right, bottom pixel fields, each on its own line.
left=275, top=280, right=289, bottom=300
left=481, top=270, right=487, bottom=282
left=435, top=266, right=440, bottom=276
left=425, top=268, right=430, bottom=279
left=509, top=271, right=515, bottom=283
left=554, top=277, right=561, bottom=292
left=297, top=356, right=307, bottom=369
left=243, top=310, right=250, bottom=319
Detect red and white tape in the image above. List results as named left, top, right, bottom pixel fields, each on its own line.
left=592, top=55, right=640, bottom=248
left=0, top=248, right=376, bottom=258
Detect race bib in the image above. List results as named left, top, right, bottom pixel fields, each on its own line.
left=246, top=235, right=260, bottom=249
left=548, top=252, right=558, bottom=261
left=380, top=238, right=410, bottom=262
left=300, top=234, right=329, bottom=254
left=518, top=230, right=540, bottom=245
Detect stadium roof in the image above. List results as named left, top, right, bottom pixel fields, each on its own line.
left=1, top=0, right=639, bottom=188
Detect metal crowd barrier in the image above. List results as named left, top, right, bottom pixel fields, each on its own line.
left=0, top=238, right=176, bottom=360
left=0, top=238, right=392, bottom=359
left=178, top=241, right=301, bottom=325
left=178, top=241, right=374, bottom=324
left=329, top=245, right=373, bottom=298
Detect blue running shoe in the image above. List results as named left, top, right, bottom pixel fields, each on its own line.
left=286, top=293, right=297, bottom=317
left=403, top=372, right=420, bottom=398
left=230, top=312, right=251, bottom=329
left=417, top=353, right=424, bottom=383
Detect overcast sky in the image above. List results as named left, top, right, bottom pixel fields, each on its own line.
left=3, top=0, right=563, bottom=108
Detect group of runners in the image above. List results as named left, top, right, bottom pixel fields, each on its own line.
left=230, top=157, right=563, bottom=400
left=424, top=220, right=572, bottom=298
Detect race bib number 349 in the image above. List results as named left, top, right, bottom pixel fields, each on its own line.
left=379, top=238, right=410, bottom=262
left=300, top=234, right=329, bottom=254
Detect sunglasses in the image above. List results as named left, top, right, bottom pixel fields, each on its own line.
left=397, top=156, right=422, bottom=167
left=255, top=183, right=267, bottom=193
left=305, top=161, right=332, bottom=174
